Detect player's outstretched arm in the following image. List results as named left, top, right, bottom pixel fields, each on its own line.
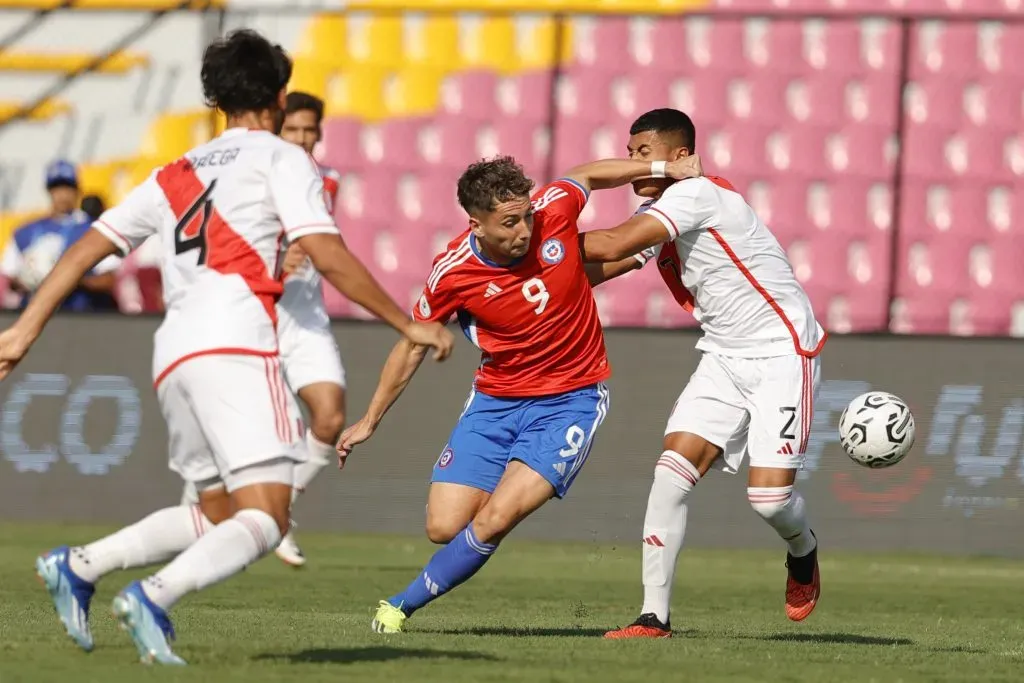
left=580, top=239, right=657, bottom=286
left=297, top=233, right=454, bottom=361
left=337, top=337, right=429, bottom=459
left=580, top=214, right=673, bottom=263
left=562, top=154, right=703, bottom=193
left=0, top=229, right=119, bottom=380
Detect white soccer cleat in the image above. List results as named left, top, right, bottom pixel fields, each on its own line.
left=275, top=526, right=306, bottom=568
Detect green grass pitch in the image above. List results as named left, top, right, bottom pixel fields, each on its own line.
left=1, top=523, right=1022, bottom=682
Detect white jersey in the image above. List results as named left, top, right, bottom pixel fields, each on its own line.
left=646, top=175, right=824, bottom=358
left=92, top=127, right=339, bottom=383
left=277, top=163, right=340, bottom=330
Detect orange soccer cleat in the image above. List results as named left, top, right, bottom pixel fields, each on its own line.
left=785, top=532, right=820, bottom=622
left=603, top=613, right=672, bottom=639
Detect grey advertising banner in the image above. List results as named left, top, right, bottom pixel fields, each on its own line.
left=0, top=313, right=1021, bottom=557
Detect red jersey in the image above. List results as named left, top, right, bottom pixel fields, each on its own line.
left=413, top=179, right=610, bottom=397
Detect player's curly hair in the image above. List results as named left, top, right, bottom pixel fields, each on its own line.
left=201, top=29, right=292, bottom=116
left=457, top=156, right=535, bottom=216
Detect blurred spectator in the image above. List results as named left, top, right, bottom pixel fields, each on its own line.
left=0, top=160, right=120, bottom=312
left=80, top=194, right=106, bottom=222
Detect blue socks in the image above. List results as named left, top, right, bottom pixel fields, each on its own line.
left=388, top=523, right=497, bottom=617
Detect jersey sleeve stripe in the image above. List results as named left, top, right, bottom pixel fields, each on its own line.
left=556, top=177, right=590, bottom=202
left=91, top=220, right=131, bottom=255
left=647, top=207, right=681, bottom=240
left=286, top=223, right=339, bottom=240
left=427, top=238, right=472, bottom=292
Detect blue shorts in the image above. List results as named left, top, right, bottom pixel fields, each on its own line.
left=431, top=383, right=610, bottom=498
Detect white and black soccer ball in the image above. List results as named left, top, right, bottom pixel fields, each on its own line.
left=838, top=391, right=916, bottom=468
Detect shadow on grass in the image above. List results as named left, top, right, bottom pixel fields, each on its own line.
left=255, top=646, right=498, bottom=665
left=751, top=632, right=914, bottom=646
left=423, top=626, right=608, bottom=638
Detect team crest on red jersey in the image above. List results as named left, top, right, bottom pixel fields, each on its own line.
left=540, top=238, right=565, bottom=265
left=417, top=294, right=431, bottom=318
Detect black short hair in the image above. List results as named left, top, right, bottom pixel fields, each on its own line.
left=457, top=156, right=535, bottom=216
left=285, top=91, right=324, bottom=125
left=201, top=29, right=292, bottom=116
left=630, top=108, right=696, bottom=151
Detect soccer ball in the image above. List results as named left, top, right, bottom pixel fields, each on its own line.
left=838, top=391, right=916, bottom=468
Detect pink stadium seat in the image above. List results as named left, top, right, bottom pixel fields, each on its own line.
left=578, top=188, right=634, bottom=231
left=319, top=119, right=363, bottom=172
left=756, top=180, right=808, bottom=245
left=334, top=169, right=397, bottom=225
left=417, top=117, right=479, bottom=171
left=747, top=20, right=805, bottom=75
left=898, top=182, right=990, bottom=239
left=978, top=22, right=1024, bottom=80
left=824, top=126, right=895, bottom=180
left=556, top=70, right=613, bottom=124
left=733, top=74, right=789, bottom=125
left=478, top=120, right=551, bottom=172
left=970, top=234, right=1024, bottom=298
left=825, top=290, right=889, bottom=334
left=706, top=126, right=771, bottom=177
left=362, top=119, right=423, bottom=172
left=400, top=172, right=463, bottom=227
left=612, top=72, right=671, bottom=124
left=496, top=72, right=554, bottom=123
left=789, top=77, right=845, bottom=127
left=965, top=78, right=1023, bottom=131
left=439, top=72, right=499, bottom=122
left=860, top=18, right=903, bottom=74
left=550, top=124, right=591, bottom=179
left=569, top=16, right=631, bottom=71
left=903, top=80, right=966, bottom=129
left=846, top=74, right=899, bottom=127
left=767, top=127, right=828, bottom=177
left=894, top=234, right=973, bottom=301
left=889, top=295, right=957, bottom=335
left=688, top=18, right=747, bottom=75
left=668, top=73, right=729, bottom=130
left=592, top=273, right=659, bottom=328
left=644, top=17, right=691, bottom=74
left=803, top=22, right=861, bottom=76
left=909, top=22, right=978, bottom=81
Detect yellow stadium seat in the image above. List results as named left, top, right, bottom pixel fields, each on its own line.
left=0, top=51, right=146, bottom=74
left=382, top=69, right=443, bottom=118
left=139, top=111, right=214, bottom=166
left=0, top=99, right=70, bottom=123
left=77, top=162, right=118, bottom=207
left=294, top=15, right=347, bottom=69
left=345, top=13, right=403, bottom=69
left=288, top=59, right=335, bottom=100
left=458, top=15, right=515, bottom=72
left=513, top=15, right=560, bottom=70
left=402, top=15, right=460, bottom=71
left=324, top=68, right=385, bottom=121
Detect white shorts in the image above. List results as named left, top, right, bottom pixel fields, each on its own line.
left=158, top=353, right=307, bottom=490
left=277, top=287, right=346, bottom=392
left=665, top=352, right=821, bottom=472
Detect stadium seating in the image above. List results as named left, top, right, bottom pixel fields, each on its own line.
left=0, top=3, right=1021, bottom=336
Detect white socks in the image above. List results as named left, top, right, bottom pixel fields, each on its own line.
left=747, top=486, right=817, bottom=558
left=69, top=505, right=212, bottom=584
left=640, top=450, right=701, bottom=624
left=291, top=430, right=334, bottom=502
left=141, top=508, right=282, bottom=611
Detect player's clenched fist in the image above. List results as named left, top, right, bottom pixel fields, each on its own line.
left=403, top=321, right=454, bottom=361
left=666, top=153, right=703, bottom=180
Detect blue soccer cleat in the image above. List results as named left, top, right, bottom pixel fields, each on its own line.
left=35, top=546, right=96, bottom=652
left=111, top=581, right=186, bottom=666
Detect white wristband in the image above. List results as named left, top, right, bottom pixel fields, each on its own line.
left=650, top=161, right=667, bottom=178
